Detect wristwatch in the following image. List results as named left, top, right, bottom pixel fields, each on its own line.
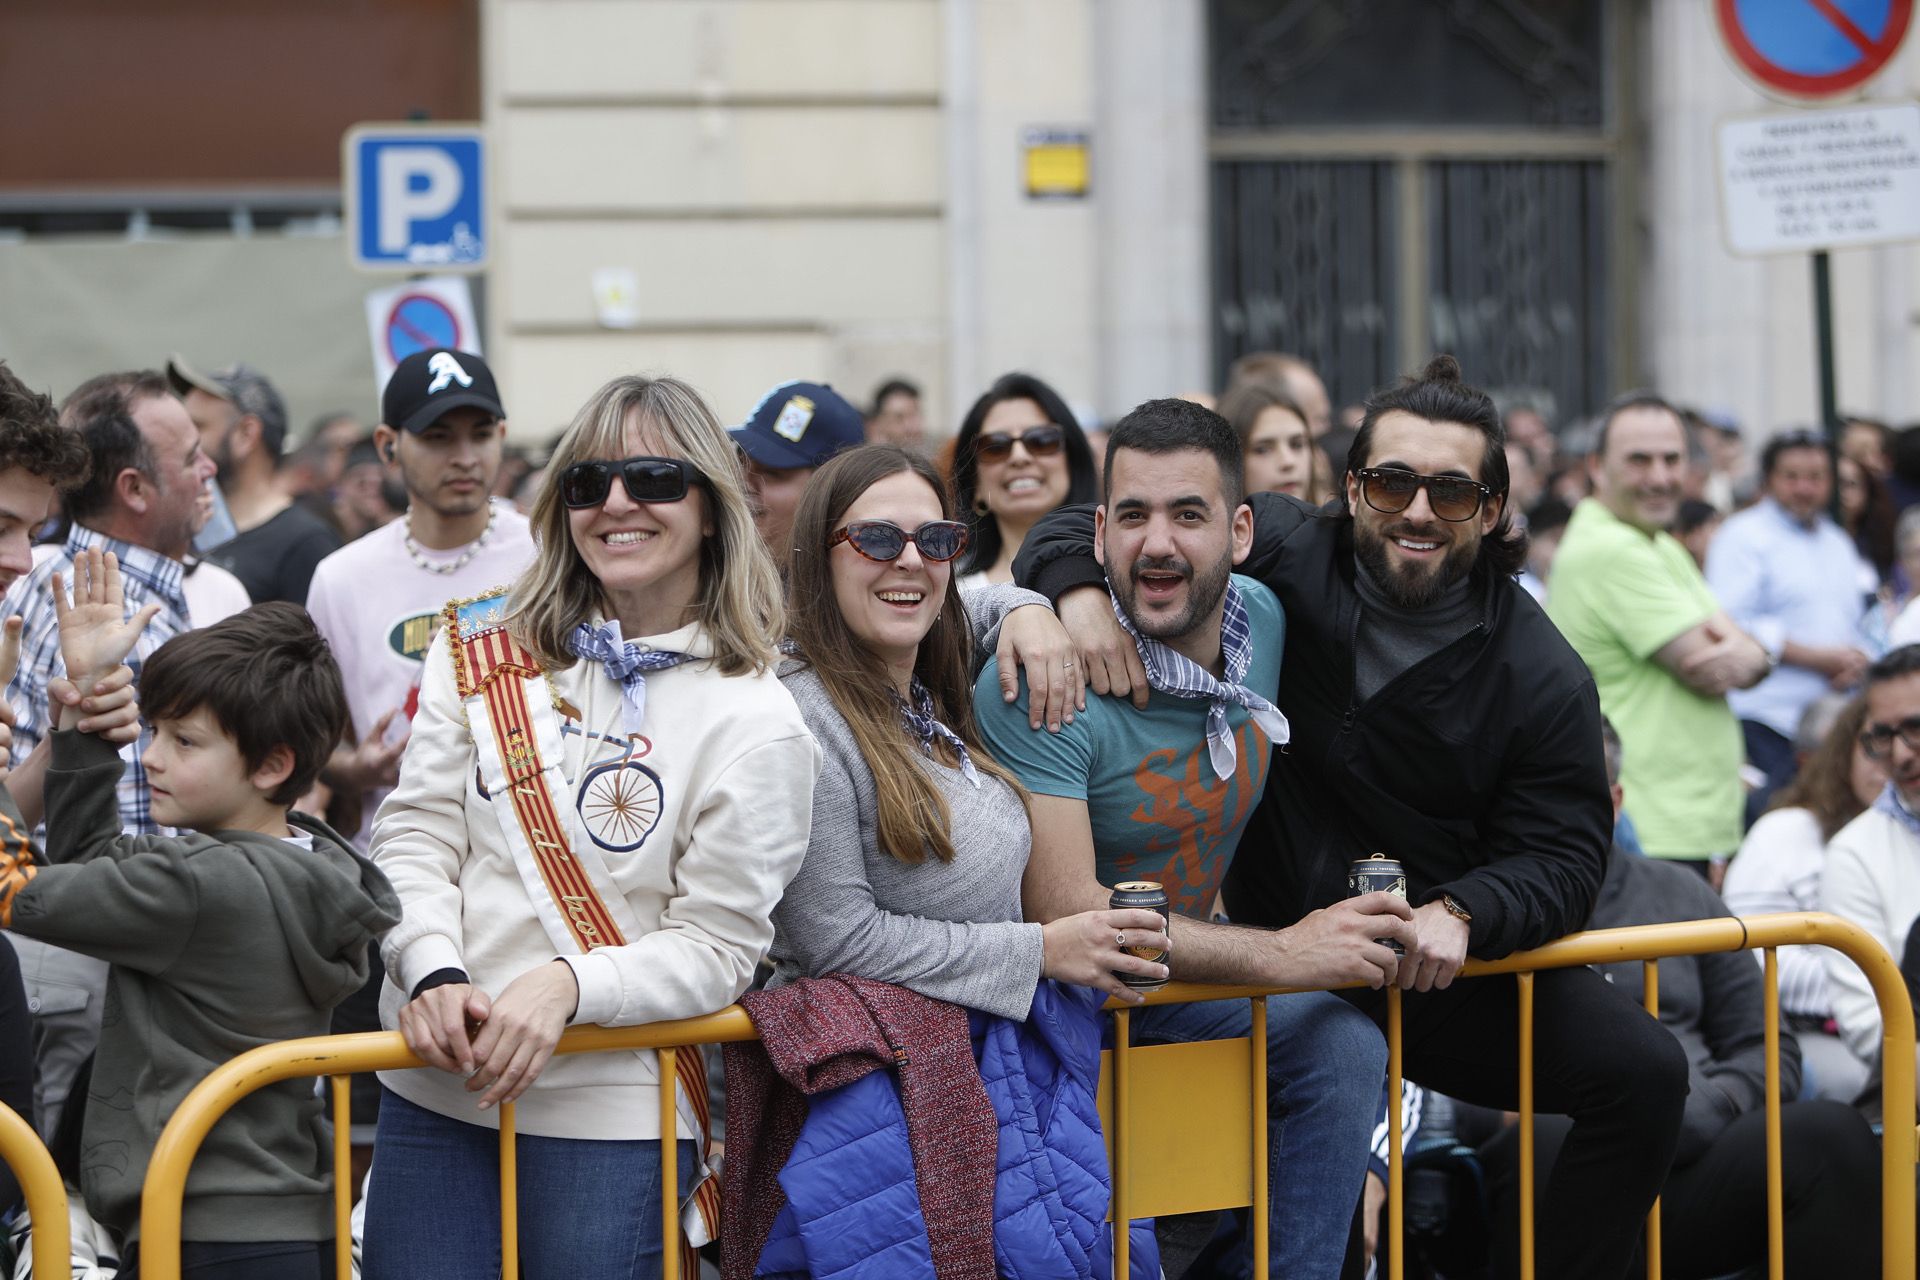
left=1441, top=894, right=1473, bottom=923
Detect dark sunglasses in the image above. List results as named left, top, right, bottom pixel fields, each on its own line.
left=560, top=455, right=709, bottom=509
left=973, top=425, right=1066, bottom=463
left=1356, top=467, right=1491, bottom=523
left=1861, top=716, right=1920, bottom=760
left=828, top=519, right=970, bottom=563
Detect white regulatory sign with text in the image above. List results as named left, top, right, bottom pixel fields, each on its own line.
left=1717, top=102, right=1920, bottom=256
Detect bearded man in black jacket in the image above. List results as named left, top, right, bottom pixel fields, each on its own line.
left=1015, top=356, right=1688, bottom=1280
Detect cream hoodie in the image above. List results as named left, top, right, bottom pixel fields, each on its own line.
left=372, top=617, right=819, bottom=1139
left=1821, top=803, right=1920, bottom=1066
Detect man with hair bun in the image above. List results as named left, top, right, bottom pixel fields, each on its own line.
left=1017, top=355, right=1688, bottom=1280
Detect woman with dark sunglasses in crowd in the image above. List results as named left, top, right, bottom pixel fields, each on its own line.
left=951, top=373, right=1099, bottom=591
left=363, top=375, right=820, bottom=1280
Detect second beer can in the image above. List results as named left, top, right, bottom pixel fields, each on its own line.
left=1109, top=880, right=1171, bottom=991
left=1349, top=855, right=1407, bottom=955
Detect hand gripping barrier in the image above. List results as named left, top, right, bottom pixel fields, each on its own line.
left=129, top=913, right=1915, bottom=1280
left=0, top=1103, right=67, bottom=1279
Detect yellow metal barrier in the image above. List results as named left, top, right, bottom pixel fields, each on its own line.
left=0, top=1103, right=67, bottom=1280
left=131, top=912, right=1915, bottom=1280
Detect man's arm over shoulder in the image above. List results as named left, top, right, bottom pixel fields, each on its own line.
left=1235, top=491, right=1316, bottom=586
left=1435, top=679, right=1611, bottom=957
left=1013, top=504, right=1104, bottom=603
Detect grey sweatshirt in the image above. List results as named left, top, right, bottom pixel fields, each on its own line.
left=1, top=729, right=399, bottom=1244
left=769, top=666, right=1044, bottom=1021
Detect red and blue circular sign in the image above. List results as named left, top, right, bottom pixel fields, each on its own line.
left=1717, top=0, right=1913, bottom=98
left=382, top=292, right=464, bottom=364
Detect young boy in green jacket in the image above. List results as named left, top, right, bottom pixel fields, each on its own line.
left=0, top=548, right=400, bottom=1278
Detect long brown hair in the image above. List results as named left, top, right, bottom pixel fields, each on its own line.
left=503, top=375, right=784, bottom=674
left=787, top=444, right=1027, bottom=864
left=1771, top=696, right=1874, bottom=841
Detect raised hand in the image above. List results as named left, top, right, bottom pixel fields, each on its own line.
left=52, top=549, right=161, bottom=689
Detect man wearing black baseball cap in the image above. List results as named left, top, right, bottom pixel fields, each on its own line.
left=170, top=354, right=343, bottom=605
left=308, top=347, right=533, bottom=848
left=730, top=380, right=866, bottom=566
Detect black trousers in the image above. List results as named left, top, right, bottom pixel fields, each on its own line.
left=1483, top=1099, right=1881, bottom=1278
left=1341, top=966, right=1690, bottom=1280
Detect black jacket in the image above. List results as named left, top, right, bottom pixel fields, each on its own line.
left=1016, top=492, right=1610, bottom=958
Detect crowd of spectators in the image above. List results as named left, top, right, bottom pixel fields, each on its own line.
left=1, top=337, right=1918, bottom=1280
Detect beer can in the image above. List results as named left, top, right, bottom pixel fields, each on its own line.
left=1349, top=855, right=1408, bottom=955
left=1109, top=880, right=1171, bottom=991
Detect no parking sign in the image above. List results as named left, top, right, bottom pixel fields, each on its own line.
left=1715, top=0, right=1913, bottom=99
left=364, top=277, right=482, bottom=395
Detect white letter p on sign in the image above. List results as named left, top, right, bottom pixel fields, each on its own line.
left=377, top=147, right=462, bottom=254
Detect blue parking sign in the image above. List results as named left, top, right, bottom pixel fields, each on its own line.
left=344, top=125, right=487, bottom=271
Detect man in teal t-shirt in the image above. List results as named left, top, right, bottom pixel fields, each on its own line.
left=1547, top=396, right=1768, bottom=875
left=977, top=577, right=1278, bottom=917
left=972, top=397, right=1411, bottom=1279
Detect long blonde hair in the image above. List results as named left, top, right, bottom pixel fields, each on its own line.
left=787, top=445, right=1028, bottom=864
left=504, top=375, right=784, bottom=674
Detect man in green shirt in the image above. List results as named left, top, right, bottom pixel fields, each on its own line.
left=1548, top=395, right=1769, bottom=879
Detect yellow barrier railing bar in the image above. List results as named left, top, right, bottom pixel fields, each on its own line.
left=1516, top=971, right=1535, bottom=1280
left=660, top=1046, right=679, bottom=1280
left=1114, top=1018, right=1127, bottom=1272
left=1385, top=987, right=1403, bottom=1280
left=327, top=1075, right=350, bottom=1280
left=1643, top=961, right=1662, bottom=1280
left=1250, top=996, right=1269, bottom=1280
left=134, top=913, right=1916, bottom=1280
left=1763, top=947, right=1784, bottom=1280
left=0, top=1102, right=68, bottom=1279
left=500, top=1101, right=519, bottom=1280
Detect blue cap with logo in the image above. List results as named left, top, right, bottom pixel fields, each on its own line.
left=730, top=380, right=865, bottom=471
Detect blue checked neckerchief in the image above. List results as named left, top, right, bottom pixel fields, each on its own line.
left=1111, top=579, right=1290, bottom=780
left=898, top=677, right=981, bottom=788
left=568, top=621, right=695, bottom=739
left=1874, top=783, right=1920, bottom=842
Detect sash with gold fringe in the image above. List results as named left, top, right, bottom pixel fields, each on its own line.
left=446, top=589, right=722, bottom=1256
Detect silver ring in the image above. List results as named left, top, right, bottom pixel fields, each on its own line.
left=1063, top=658, right=1075, bottom=667
left=1116, top=932, right=1127, bottom=949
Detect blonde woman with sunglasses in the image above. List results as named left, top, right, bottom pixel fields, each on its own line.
left=364, top=375, right=820, bottom=1280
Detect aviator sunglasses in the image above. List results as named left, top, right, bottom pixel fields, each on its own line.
left=560, top=455, right=710, bottom=509
left=1355, top=467, right=1491, bottom=523
left=828, top=519, right=971, bottom=563
left=972, top=425, right=1066, bottom=463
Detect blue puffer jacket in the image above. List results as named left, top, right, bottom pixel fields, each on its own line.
left=755, top=980, right=1158, bottom=1280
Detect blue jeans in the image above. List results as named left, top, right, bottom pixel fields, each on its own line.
left=1132, top=990, right=1387, bottom=1279
left=361, top=1087, right=698, bottom=1280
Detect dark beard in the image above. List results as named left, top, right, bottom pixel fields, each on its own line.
left=1353, top=518, right=1476, bottom=610
left=1111, top=549, right=1236, bottom=641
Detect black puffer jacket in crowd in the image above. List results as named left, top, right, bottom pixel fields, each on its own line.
left=1016, top=492, right=1611, bottom=959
